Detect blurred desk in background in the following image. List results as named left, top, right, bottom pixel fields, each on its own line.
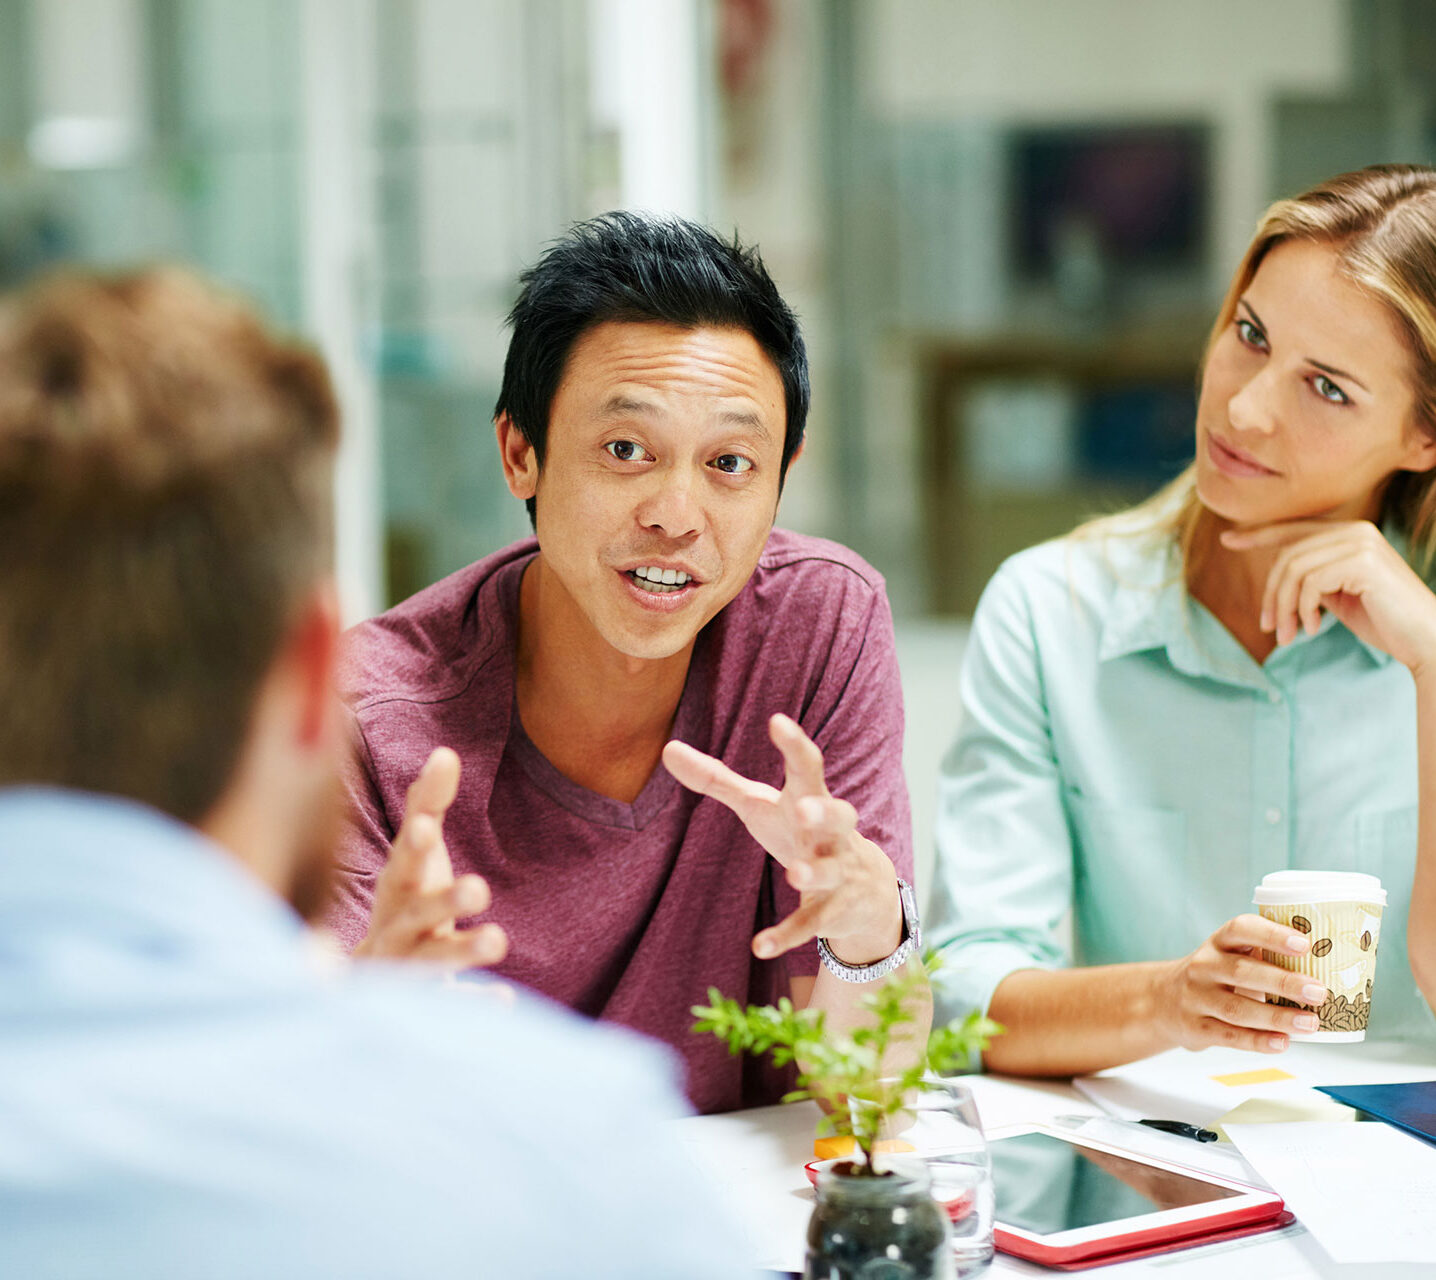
left=911, top=320, right=1206, bottom=616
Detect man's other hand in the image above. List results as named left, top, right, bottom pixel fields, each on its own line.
left=354, top=747, right=508, bottom=970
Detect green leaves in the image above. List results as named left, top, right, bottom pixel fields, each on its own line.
left=691, top=989, right=826, bottom=1065
left=691, top=958, right=1002, bottom=1175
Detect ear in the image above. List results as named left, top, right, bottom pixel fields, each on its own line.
left=287, top=583, right=341, bottom=748
left=1403, top=425, right=1436, bottom=475
left=496, top=412, right=540, bottom=500
left=788, top=437, right=805, bottom=469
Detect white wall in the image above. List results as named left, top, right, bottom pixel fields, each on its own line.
left=895, top=618, right=968, bottom=912
left=713, top=0, right=832, bottom=535
left=863, top=0, right=1350, bottom=286
left=31, top=0, right=143, bottom=124
left=589, top=0, right=714, bottom=221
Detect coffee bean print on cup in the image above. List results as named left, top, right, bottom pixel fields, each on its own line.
left=1312, top=938, right=1333, bottom=958
left=1291, top=915, right=1312, bottom=934
left=1316, top=991, right=1370, bottom=1033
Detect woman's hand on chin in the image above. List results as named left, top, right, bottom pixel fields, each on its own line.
left=1221, top=519, right=1436, bottom=678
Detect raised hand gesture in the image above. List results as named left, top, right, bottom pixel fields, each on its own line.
left=662, top=714, right=902, bottom=964
left=354, top=747, right=508, bottom=970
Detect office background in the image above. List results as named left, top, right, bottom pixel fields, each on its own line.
left=4, top=0, right=1436, bottom=890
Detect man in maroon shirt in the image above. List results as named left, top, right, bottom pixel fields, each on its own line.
left=332, top=212, right=929, bottom=1111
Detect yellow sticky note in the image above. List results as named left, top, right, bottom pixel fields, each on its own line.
left=1209, top=1067, right=1296, bottom=1087
left=1216, top=1097, right=1356, bottom=1128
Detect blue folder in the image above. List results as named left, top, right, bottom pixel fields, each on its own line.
left=1316, top=1081, right=1436, bottom=1148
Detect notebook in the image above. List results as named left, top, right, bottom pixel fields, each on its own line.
left=1316, top=1080, right=1436, bottom=1148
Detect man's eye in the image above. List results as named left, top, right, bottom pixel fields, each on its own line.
left=605, top=441, right=650, bottom=462
left=712, top=454, right=753, bottom=474
left=1313, top=374, right=1350, bottom=405
left=1236, top=318, right=1268, bottom=351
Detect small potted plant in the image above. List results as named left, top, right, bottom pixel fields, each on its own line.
left=694, top=960, right=1000, bottom=1279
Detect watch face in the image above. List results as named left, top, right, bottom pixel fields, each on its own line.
left=897, top=878, right=919, bottom=947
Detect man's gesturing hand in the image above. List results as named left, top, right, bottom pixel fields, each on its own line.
left=354, top=746, right=508, bottom=970
left=662, top=714, right=902, bottom=963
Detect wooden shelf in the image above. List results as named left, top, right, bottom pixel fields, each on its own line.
left=912, top=321, right=1207, bottom=615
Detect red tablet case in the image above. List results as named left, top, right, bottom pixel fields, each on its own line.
left=994, top=1195, right=1290, bottom=1267
left=1011, top=1208, right=1296, bottom=1270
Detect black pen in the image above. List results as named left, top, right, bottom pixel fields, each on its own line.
left=1138, top=1118, right=1219, bottom=1143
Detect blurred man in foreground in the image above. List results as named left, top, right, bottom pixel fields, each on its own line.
left=0, top=268, right=740, bottom=1280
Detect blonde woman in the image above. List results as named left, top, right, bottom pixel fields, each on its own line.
left=928, top=165, right=1436, bottom=1074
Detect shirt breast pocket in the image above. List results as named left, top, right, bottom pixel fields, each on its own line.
left=1354, top=805, right=1418, bottom=876
left=1064, top=789, right=1190, bottom=966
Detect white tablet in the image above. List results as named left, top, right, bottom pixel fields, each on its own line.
left=988, top=1124, right=1287, bottom=1266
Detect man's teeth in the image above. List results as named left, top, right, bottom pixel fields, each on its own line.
left=631, top=566, right=693, bottom=594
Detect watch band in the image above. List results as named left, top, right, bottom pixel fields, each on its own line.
left=816, top=877, right=921, bottom=984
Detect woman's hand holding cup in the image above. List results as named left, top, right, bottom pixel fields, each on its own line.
left=1152, top=913, right=1328, bottom=1053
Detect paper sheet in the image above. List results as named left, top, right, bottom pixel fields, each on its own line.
left=963, top=1072, right=1100, bottom=1131
left=1074, top=1041, right=1436, bottom=1128
left=1225, top=1122, right=1436, bottom=1264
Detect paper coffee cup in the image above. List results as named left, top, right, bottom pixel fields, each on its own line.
left=1253, top=871, right=1385, bottom=1043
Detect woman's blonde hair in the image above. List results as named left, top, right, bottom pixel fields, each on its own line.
left=1094, top=164, right=1436, bottom=575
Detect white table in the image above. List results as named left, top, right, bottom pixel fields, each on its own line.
left=673, top=1044, right=1436, bottom=1278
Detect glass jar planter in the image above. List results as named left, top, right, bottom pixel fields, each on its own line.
left=806, top=1159, right=954, bottom=1280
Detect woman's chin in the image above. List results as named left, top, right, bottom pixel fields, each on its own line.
left=1194, top=468, right=1274, bottom=528
left=1193, top=470, right=1239, bottom=523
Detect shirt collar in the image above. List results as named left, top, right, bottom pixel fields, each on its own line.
left=1094, top=531, right=1187, bottom=665
left=1095, top=529, right=1394, bottom=685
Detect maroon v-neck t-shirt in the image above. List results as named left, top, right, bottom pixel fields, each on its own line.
left=328, top=529, right=912, bottom=1113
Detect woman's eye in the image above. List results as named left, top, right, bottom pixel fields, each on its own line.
left=1236, top=318, right=1268, bottom=350
left=604, top=440, right=650, bottom=462
left=711, top=453, right=753, bottom=475
left=1312, top=374, right=1350, bottom=405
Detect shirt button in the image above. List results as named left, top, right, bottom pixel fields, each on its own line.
left=1267, top=689, right=1282, bottom=704
left=1265, top=807, right=1283, bottom=825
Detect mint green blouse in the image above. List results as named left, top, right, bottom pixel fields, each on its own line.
left=927, top=529, right=1434, bottom=1044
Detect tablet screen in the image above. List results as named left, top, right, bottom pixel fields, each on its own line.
left=990, top=1132, right=1241, bottom=1236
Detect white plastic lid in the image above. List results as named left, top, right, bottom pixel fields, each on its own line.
left=1252, top=869, right=1386, bottom=906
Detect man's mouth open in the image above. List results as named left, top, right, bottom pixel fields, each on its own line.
left=627, top=565, right=695, bottom=595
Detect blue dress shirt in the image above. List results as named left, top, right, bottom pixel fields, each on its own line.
left=928, top=530, right=1434, bottom=1044
left=0, top=788, right=743, bottom=1279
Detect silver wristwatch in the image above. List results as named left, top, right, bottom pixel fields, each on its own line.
left=816, top=877, right=921, bottom=983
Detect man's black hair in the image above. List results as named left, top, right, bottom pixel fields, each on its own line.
left=494, top=210, right=809, bottom=525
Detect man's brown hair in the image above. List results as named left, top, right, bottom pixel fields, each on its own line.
left=0, top=267, right=339, bottom=823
